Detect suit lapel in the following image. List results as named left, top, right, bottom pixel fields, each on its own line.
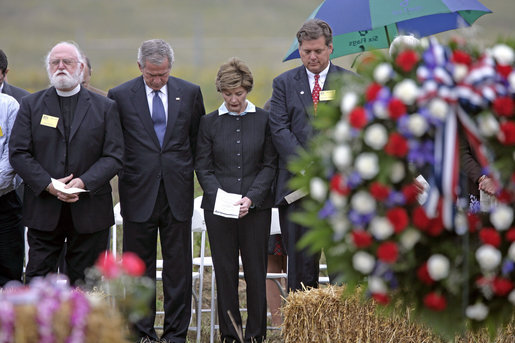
left=294, top=67, right=313, bottom=113
left=163, top=78, right=179, bottom=145
left=43, top=88, right=65, bottom=138
left=69, top=87, right=90, bottom=141
left=130, top=77, right=161, bottom=148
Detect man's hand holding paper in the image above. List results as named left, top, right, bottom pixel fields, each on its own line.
left=49, top=175, right=88, bottom=203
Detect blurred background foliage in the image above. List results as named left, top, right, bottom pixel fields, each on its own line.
left=1, top=0, right=514, bottom=112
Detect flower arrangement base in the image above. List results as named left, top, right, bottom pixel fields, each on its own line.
left=281, top=285, right=515, bottom=343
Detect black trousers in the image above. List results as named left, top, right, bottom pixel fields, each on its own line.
left=204, top=208, right=270, bottom=343
left=0, top=190, right=24, bottom=287
left=279, top=202, right=321, bottom=291
left=123, top=183, right=192, bottom=343
left=25, top=204, right=109, bottom=286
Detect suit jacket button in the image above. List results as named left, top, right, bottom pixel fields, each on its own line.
left=237, top=178, right=241, bottom=182
left=236, top=140, right=240, bottom=144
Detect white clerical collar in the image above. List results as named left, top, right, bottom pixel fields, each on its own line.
left=218, top=100, right=256, bottom=116
left=56, top=84, right=81, bottom=97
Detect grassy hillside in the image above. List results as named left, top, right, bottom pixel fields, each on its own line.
left=1, top=0, right=513, bottom=111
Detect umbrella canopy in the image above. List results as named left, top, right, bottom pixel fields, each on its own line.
left=283, top=0, right=491, bottom=61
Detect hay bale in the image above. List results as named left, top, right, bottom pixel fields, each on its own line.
left=281, top=285, right=515, bottom=343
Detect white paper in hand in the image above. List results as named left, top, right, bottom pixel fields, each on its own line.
left=51, top=178, right=89, bottom=194
left=213, top=188, right=241, bottom=219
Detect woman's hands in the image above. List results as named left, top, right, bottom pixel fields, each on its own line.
left=235, top=196, right=252, bottom=218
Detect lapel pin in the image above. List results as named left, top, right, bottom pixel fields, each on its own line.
left=300, top=91, right=305, bottom=95
left=176, top=97, right=181, bottom=101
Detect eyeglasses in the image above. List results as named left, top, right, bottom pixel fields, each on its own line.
left=49, top=59, right=80, bottom=67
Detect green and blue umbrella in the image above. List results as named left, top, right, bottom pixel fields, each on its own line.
left=283, top=0, right=491, bottom=61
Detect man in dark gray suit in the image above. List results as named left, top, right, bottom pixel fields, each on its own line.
left=269, top=19, right=352, bottom=292
left=9, top=41, right=123, bottom=286
left=108, top=39, right=205, bottom=343
left=0, top=49, right=30, bottom=103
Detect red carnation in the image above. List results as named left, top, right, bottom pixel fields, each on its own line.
left=467, top=213, right=481, bottom=233
left=499, top=121, right=515, bottom=145
left=492, top=277, right=513, bottom=296
left=369, top=182, right=390, bottom=201
left=413, top=206, right=430, bottom=231
left=506, top=228, right=515, bottom=242
left=402, top=183, right=420, bottom=204
left=388, top=98, right=407, bottom=120
left=121, top=252, right=146, bottom=276
left=366, top=83, right=383, bottom=102
left=387, top=207, right=409, bottom=233
left=417, top=263, right=434, bottom=285
left=497, top=189, right=513, bottom=203
left=497, top=64, right=513, bottom=79
left=423, top=292, right=447, bottom=311
left=493, top=96, right=514, bottom=117
left=352, top=230, right=373, bottom=248
left=385, top=132, right=409, bottom=157
left=330, top=173, right=350, bottom=196
left=451, top=49, right=472, bottom=66
left=426, top=216, right=445, bottom=237
left=479, top=228, right=501, bottom=248
left=395, top=50, right=420, bottom=72
left=372, top=293, right=390, bottom=305
left=377, top=241, right=398, bottom=263
left=349, top=106, right=368, bottom=129
left=95, top=252, right=120, bottom=279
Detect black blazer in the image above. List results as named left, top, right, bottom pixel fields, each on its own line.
left=9, top=87, right=124, bottom=233
left=195, top=107, right=277, bottom=211
left=108, top=76, right=205, bottom=222
left=2, top=82, right=30, bottom=104
left=269, top=63, right=351, bottom=204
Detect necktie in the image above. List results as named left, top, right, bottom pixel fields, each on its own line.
left=152, top=90, right=166, bottom=147
left=312, top=74, right=321, bottom=115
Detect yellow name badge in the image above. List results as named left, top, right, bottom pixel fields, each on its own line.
left=319, top=90, right=336, bottom=101
left=40, top=114, right=59, bottom=128
left=0, top=126, right=3, bottom=137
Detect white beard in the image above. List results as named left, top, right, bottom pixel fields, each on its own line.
left=49, top=68, right=82, bottom=90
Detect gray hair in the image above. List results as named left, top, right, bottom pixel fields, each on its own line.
left=45, top=41, right=85, bottom=81
left=296, top=19, right=333, bottom=47
left=137, top=39, right=174, bottom=69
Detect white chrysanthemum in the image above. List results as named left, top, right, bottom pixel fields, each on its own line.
left=466, top=303, right=489, bottom=321
left=333, top=120, right=351, bottom=143
left=427, top=254, right=450, bottom=281
left=509, top=72, right=515, bottom=92
left=390, top=161, right=406, bottom=183
left=352, top=251, right=375, bottom=274
left=341, top=92, right=359, bottom=114
left=331, top=216, right=349, bottom=241
left=475, top=245, right=502, bottom=271
left=364, top=123, right=388, bottom=150
left=351, top=191, right=376, bottom=214
left=478, top=113, right=500, bottom=138
left=369, top=216, right=394, bottom=240
left=355, top=152, right=379, bottom=180
left=492, top=44, right=515, bottom=65
left=330, top=192, right=347, bottom=208
left=400, top=229, right=421, bottom=250
left=509, top=290, right=515, bottom=305
left=373, top=63, right=394, bottom=84
left=393, top=79, right=419, bottom=105
left=310, top=177, right=327, bottom=202
left=453, top=64, right=469, bottom=83
left=332, top=144, right=352, bottom=170
left=368, top=276, right=387, bottom=294
left=373, top=102, right=388, bottom=119
left=490, top=204, right=514, bottom=231
left=428, top=98, right=448, bottom=121
left=508, top=242, right=515, bottom=261
left=407, top=113, right=428, bottom=137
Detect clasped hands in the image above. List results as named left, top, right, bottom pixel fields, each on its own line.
left=478, top=175, right=498, bottom=196
left=235, top=196, right=252, bottom=218
left=46, top=174, right=85, bottom=203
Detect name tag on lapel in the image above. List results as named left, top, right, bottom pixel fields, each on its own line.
left=40, top=114, right=59, bottom=128
left=319, top=90, right=335, bottom=101
left=0, top=126, right=3, bottom=137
